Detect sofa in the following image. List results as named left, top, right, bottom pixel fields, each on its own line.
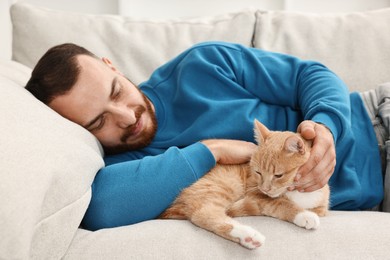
left=2, top=3, right=390, bottom=259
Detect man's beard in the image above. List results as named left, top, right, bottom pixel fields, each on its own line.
left=103, top=93, right=157, bottom=155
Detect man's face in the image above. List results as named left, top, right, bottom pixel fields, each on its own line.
left=49, top=55, right=157, bottom=154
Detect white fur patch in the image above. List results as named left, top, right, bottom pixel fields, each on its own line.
left=285, top=189, right=323, bottom=209
left=229, top=221, right=266, bottom=249
left=293, top=210, right=320, bottom=229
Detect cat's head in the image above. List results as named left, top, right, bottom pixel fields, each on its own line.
left=250, top=119, right=311, bottom=198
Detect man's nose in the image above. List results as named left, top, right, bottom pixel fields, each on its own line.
left=111, top=105, right=136, bottom=129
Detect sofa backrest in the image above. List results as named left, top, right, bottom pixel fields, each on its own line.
left=11, top=3, right=390, bottom=93
left=253, top=9, right=390, bottom=92
left=11, top=3, right=256, bottom=86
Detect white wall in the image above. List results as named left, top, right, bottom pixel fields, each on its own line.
left=1, top=0, right=15, bottom=60
left=2, top=0, right=390, bottom=60
left=284, top=0, right=390, bottom=12
left=119, top=0, right=390, bottom=17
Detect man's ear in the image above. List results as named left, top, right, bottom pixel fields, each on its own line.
left=102, top=57, right=124, bottom=76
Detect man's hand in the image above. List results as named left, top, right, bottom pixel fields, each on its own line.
left=201, top=139, right=256, bottom=165
left=291, top=120, right=336, bottom=192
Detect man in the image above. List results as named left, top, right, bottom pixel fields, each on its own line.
left=25, top=41, right=386, bottom=231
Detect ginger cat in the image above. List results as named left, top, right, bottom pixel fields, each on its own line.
left=160, top=119, right=330, bottom=249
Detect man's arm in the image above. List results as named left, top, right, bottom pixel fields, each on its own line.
left=202, top=43, right=348, bottom=192
left=82, top=139, right=255, bottom=230
left=240, top=46, right=348, bottom=192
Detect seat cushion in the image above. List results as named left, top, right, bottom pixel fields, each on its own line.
left=64, top=211, right=390, bottom=259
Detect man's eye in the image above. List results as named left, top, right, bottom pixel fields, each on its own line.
left=91, top=117, right=106, bottom=131
left=113, top=86, right=122, bottom=100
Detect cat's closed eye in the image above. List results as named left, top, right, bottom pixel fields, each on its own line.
left=274, top=174, right=283, bottom=179
left=255, top=170, right=262, bottom=176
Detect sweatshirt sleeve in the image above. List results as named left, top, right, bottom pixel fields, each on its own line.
left=81, top=142, right=215, bottom=231
left=178, top=42, right=350, bottom=142
left=239, top=45, right=350, bottom=142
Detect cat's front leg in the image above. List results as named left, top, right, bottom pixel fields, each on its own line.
left=229, top=219, right=266, bottom=249
left=256, top=196, right=320, bottom=229
left=310, top=205, right=328, bottom=217
left=293, top=210, right=320, bottom=229
left=190, top=205, right=266, bottom=249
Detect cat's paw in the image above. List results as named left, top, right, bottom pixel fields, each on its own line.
left=230, top=223, right=266, bottom=249
left=293, top=210, right=320, bottom=230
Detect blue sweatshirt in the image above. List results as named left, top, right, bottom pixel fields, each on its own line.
left=82, top=42, right=383, bottom=230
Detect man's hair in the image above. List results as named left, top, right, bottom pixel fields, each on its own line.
left=25, top=43, right=97, bottom=104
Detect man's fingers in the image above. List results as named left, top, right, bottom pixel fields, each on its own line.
left=296, top=144, right=326, bottom=181
left=297, top=123, right=335, bottom=180
left=295, top=155, right=335, bottom=192
left=296, top=166, right=333, bottom=192
left=293, top=121, right=336, bottom=193
left=298, top=120, right=316, bottom=140
left=295, top=146, right=335, bottom=191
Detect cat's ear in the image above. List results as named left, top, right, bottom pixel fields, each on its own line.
left=254, top=119, right=270, bottom=144
left=284, top=135, right=306, bottom=155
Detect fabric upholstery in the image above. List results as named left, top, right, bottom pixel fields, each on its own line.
left=0, top=61, right=104, bottom=259
left=5, top=2, right=390, bottom=259
left=253, top=9, right=390, bottom=92
left=64, top=211, right=390, bottom=260
left=11, top=3, right=256, bottom=85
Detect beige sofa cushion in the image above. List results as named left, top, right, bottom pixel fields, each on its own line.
left=254, top=9, right=390, bottom=93
left=11, top=3, right=255, bottom=85
left=0, top=61, right=104, bottom=259
left=64, top=211, right=390, bottom=259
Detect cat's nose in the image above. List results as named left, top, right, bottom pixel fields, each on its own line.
left=261, top=185, right=271, bottom=192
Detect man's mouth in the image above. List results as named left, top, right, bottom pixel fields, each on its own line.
left=130, top=116, right=143, bottom=136
left=120, top=114, right=144, bottom=143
